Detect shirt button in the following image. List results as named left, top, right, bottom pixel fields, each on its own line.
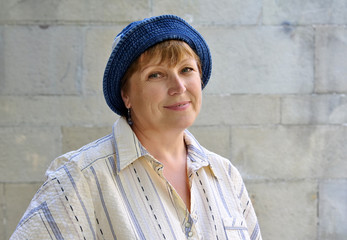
left=185, top=222, right=191, bottom=228
left=188, top=231, right=193, bottom=237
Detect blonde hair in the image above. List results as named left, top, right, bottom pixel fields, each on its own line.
left=121, top=40, right=202, bottom=91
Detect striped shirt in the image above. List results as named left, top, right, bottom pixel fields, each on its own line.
left=11, top=117, right=262, bottom=240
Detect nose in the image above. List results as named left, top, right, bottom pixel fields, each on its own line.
left=168, top=73, right=186, bottom=95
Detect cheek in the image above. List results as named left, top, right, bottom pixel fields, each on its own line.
left=191, top=80, right=202, bottom=99
left=196, top=92, right=202, bottom=111
left=193, top=81, right=203, bottom=110
left=133, top=84, right=165, bottom=110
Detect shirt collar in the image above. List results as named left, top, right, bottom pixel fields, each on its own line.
left=112, top=117, right=218, bottom=178
left=112, top=117, right=148, bottom=173
left=184, top=130, right=219, bottom=179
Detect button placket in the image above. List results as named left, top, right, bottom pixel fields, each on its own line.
left=183, top=214, right=195, bottom=238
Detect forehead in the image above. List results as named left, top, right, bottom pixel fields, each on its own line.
left=137, top=40, right=198, bottom=67
left=139, top=52, right=196, bottom=68
left=140, top=57, right=198, bottom=74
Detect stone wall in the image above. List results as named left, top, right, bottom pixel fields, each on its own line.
left=1, top=0, right=346, bottom=239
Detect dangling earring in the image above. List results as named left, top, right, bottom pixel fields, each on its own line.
left=127, top=108, right=133, bottom=126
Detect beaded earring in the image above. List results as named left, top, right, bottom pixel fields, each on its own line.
left=127, top=108, right=133, bottom=126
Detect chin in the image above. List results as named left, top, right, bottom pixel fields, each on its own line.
left=172, top=115, right=197, bottom=130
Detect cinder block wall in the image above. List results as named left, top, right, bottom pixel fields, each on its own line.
left=1, top=1, right=346, bottom=239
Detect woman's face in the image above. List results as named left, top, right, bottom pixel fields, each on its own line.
left=121, top=54, right=202, bottom=133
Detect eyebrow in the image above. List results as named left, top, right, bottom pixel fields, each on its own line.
left=140, top=58, right=196, bottom=73
left=140, top=64, right=163, bottom=74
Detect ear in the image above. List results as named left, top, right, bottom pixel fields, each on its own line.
left=121, top=89, right=131, bottom=108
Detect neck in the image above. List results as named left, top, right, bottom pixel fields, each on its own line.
left=131, top=123, right=187, bottom=165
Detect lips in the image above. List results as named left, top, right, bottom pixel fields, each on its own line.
left=164, top=101, right=191, bottom=111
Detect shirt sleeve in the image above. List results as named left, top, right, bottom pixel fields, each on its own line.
left=10, top=161, right=97, bottom=240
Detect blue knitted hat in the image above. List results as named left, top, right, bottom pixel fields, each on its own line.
left=103, top=15, right=212, bottom=116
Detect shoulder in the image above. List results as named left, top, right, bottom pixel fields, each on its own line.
left=45, top=133, right=115, bottom=177
left=11, top=124, right=123, bottom=238
left=11, top=135, right=115, bottom=239
left=199, top=146, right=247, bottom=192
left=22, top=132, right=117, bottom=213
left=184, top=129, right=244, bottom=182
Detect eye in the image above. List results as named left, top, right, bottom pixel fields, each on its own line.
left=181, top=67, right=193, bottom=73
left=148, top=72, right=163, bottom=79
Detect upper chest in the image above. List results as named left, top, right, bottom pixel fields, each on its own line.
left=87, top=157, right=246, bottom=239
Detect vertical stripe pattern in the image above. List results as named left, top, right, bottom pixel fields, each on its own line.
left=11, top=118, right=261, bottom=240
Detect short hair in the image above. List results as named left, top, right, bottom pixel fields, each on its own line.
left=121, top=40, right=202, bottom=93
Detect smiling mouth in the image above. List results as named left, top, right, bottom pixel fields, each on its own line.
left=164, top=101, right=191, bottom=110
left=176, top=103, right=187, bottom=107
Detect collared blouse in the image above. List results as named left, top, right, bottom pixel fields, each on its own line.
left=11, top=118, right=262, bottom=240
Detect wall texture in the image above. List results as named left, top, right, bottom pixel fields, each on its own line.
left=1, top=0, right=346, bottom=239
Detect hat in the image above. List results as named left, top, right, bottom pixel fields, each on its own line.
left=103, top=15, right=212, bottom=116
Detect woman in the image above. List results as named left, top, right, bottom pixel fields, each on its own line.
left=11, top=15, right=262, bottom=240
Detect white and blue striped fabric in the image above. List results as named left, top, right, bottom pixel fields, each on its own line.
left=11, top=117, right=262, bottom=240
